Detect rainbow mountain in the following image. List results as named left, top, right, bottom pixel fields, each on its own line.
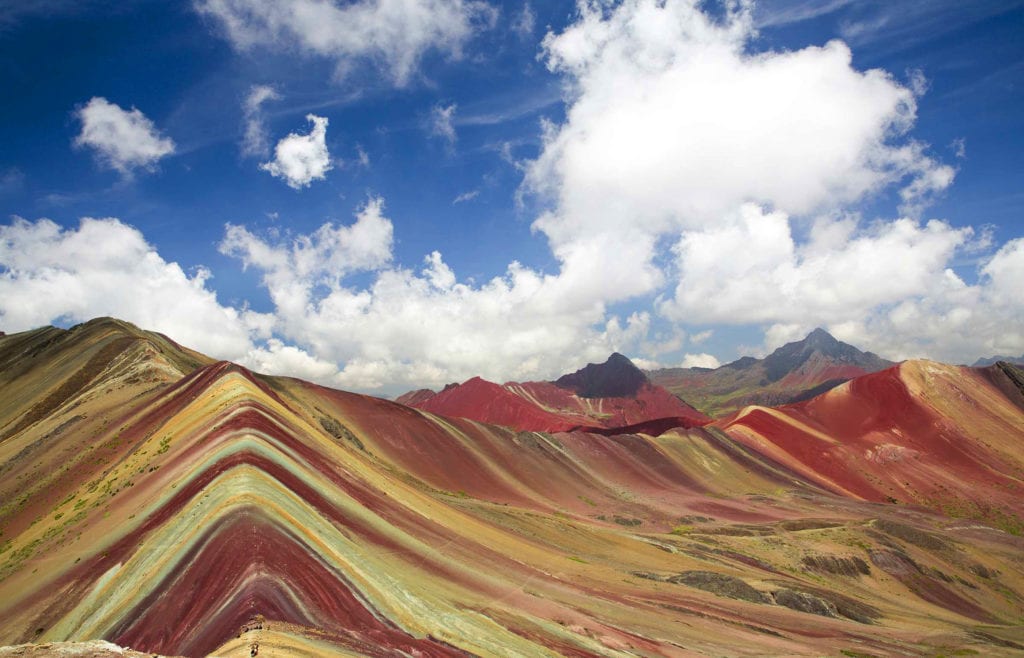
left=1, top=318, right=1023, bottom=656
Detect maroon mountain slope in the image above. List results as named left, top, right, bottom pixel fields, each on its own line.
left=407, top=353, right=709, bottom=433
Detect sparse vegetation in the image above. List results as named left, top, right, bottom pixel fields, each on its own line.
left=319, top=416, right=365, bottom=451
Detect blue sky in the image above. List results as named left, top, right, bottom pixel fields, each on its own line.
left=1, top=0, right=1022, bottom=393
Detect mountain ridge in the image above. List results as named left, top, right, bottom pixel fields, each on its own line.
left=973, top=353, right=1024, bottom=367
left=1, top=318, right=1023, bottom=657
left=649, top=328, right=894, bottom=417
left=401, top=352, right=709, bottom=433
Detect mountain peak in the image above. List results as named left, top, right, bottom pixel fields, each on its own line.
left=804, top=327, right=838, bottom=346
left=763, top=329, right=889, bottom=383
left=606, top=351, right=634, bottom=365
left=555, top=353, right=647, bottom=398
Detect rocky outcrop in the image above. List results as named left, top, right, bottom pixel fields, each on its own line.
left=801, top=554, right=871, bottom=577
left=555, top=352, right=648, bottom=398
left=666, top=571, right=771, bottom=604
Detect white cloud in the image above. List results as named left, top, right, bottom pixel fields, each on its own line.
left=7, top=202, right=1020, bottom=397
left=662, top=204, right=970, bottom=325
left=0, top=203, right=657, bottom=394
left=430, top=103, right=458, bottom=145
left=355, top=144, right=371, bottom=168
left=0, top=215, right=356, bottom=388
left=514, top=0, right=1009, bottom=366
left=513, top=2, right=535, bottom=38
left=218, top=199, right=651, bottom=391
left=0, top=217, right=261, bottom=360
left=194, top=0, right=498, bottom=86
left=681, top=353, right=720, bottom=369
left=657, top=202, right=1024, bottom=363
left=260, top=114, right=333, bottom=189
left=834, top=237, right=1024, bottom=362
left=950, top=138, right=966, bottom=159
left=754, top=0, right=856, bottom=28
left=452, top=189, right=479, bottom=204
left=906, top=68, right=929, bottom=97
left=222, top=197, right=394, bottom=288
left=241, top=84, right=281, bottom=157
left=628, top=356, right=662, bottom=370
left=527, top=0, right=953, bottom=246
left=243, top=338, right=341, bottom=382
left=978, top=238, right=1024, bottom=308
left=689, top=330, right=713, bottom=345
left=10, top=1, right=1018, bottom=393
left=73, top=97, right=175, bottom=175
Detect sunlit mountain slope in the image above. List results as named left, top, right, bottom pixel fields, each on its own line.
left=401, top=353, right=709, bottom=433
left=720, top=360, right=1024, bottom=531
left=0, top=319, right=1022, bottom=657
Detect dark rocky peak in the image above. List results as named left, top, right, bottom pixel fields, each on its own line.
left=555, top=352, right=648, bottom=398
left=763, top=328, right=890, bottom=382
left=803, top=327, right=840, bottom=350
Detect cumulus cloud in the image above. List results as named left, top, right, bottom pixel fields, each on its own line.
left=73, top=97, right=175, bottom=175
left=241, top=84, right=281, bottom=157
left=511, top=0, right=1014, bottom=365
left=658, top=203, right=1024, bottom=363
left=681, top=353, right=721, bottom=369
left=0, top=216, right=356, bottom=387
left=243, top=338, right=342, bottom=383
left=260, top=114, right=333, bottom=189
left=527, top=0, right=953, bottom=245
left=662, top=204, right=970, bottom=325
left=430, top=103, right=458, bottom=145
left=0, top=202, right=656, bottom=394
left=194, top=0, right=497, bottom=86
left=0, top=216, right=262, bottom=359
left=829, top=243, right=1024, bottom=364
left=7, top=203, right=1020, bottom=396
left=222, top=196, right=394, bottom=290
left=11, top=1, right=1018, bottom=393
left=218, top=198, right=651, bottom=390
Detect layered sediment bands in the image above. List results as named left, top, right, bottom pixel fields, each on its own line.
left=719, top=361, right=1024, bottom=525
left=407, top=354, right=709, bottom=434
left=2, top=321, right=1024, bottom=656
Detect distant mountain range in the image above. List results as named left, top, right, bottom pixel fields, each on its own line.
left=973, top=354, right=1024, bottom=367
left=2, top=318, right=1024, bottom=656
left=647, top=328, right=893, bottom=417
left=398, top=352, right=708, bottom=433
